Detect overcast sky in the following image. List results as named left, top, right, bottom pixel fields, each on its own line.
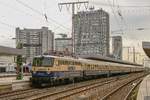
left=0, top=0, right=149, bottom=54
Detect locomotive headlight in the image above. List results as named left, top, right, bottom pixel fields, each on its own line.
left=33, top=71, right=36, bottom=74
left=47, top=72, right=51, bottom=74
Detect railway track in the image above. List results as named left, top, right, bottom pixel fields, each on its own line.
left=100, top=76, right=144, bottom=100
left=0, top=73, right=146, bottom=100
left=29, top=73, right=146, bottom=100
left=124, top=79, right=142, bottom=100
left=0, top=74, right=126, bottom=100
left=0, top=88, right=36, bottom=97
left=124, top=80, right=142, bottom=100
left=30, top=78, right=117, bottom=100
left=26, top=73, right=143, bottom=100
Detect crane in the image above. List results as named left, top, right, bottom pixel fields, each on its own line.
left=58, top=33, right=67, bottom=38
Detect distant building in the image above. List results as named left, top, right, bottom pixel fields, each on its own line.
left=112, top=36, right=122, bottom=60
left=55, top=38, right=72, bottom=55
left=74, top=9, right=109, bottom=56
left=143, top=42, right=150, bottom=58
left=16, top=27, right=54, bottom=60
left=0, top=46, right=24, bottom=72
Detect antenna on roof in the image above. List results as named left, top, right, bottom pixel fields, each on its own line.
left=89, top=6, right=94, bottom=10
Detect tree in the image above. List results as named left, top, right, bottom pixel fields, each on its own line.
left=16, top=43, right=23, bottom=80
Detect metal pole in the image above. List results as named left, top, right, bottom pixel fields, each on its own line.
left=58, top=1, right=89, bottom=56
left=133, top=47, right=136, bottom=63
left=127, top=47, right=130, bottom=61
left=72, top=4, right=75, bottom=55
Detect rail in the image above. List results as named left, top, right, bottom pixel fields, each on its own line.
left=30, top=73, right=140, bottom=100
left=0, top=76, right=117, bottom=100
left=100, top=74, right=146, bottom=100
left=123, top=80, right=142, bottom=100
left=0, top=73, right=146, bottom=100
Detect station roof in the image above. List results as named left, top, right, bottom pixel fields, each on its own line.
left=79, top=54, right=142, bottom=66
left=142, top=42, right=150, bottom=58
left=0, top=46, right=24, bottom=55
left=55, top=38, right=72, bottom=40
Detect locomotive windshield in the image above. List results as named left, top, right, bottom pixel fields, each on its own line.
left=32, top=57, right=54, bottom=67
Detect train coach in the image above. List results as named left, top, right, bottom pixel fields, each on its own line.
left=31, top=55, right=145, bottom=87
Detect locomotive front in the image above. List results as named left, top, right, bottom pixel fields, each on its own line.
left=31, top=56, right=55, bottom=86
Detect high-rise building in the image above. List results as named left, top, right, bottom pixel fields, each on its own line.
left=74, top=9, right=109, bottom=56
left=112, top=36, right=122, bottom=59
left=55, top=38, right=72, bottom=54
left=16, top=27, right=54, bottom=60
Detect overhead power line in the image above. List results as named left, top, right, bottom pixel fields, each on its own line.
left=0, top=1, right=64, bottom=32
left=115, top=0, right=128, bottom=29
left=15, top=0, right=42, bottom=15
left=0, top=20, right=16, bottom=28
left=91, top=2, right=150, bottom=8
left=15, top=0, right=71, bottom=31
left=120, top=5, right=150, bottom=8
left=106, top=0, right=124, bottom=34
left=0, top=1, right=34, bottom=17
left=58, top=1, right=89, bottom=54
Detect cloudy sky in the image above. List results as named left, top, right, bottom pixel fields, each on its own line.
left=0, top=0, right=149, bottom=54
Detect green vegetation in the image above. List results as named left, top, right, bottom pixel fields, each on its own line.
left=127, top=84, right=140, bottom=100
left=16, top=43, right=23, bottom=80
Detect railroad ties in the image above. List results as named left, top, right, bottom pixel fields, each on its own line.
left=0, top=72, right=147, bottom=100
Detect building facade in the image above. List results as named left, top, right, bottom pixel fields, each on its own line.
left=74, top=9, right=109, bottom=56
left=112, top=36, right=122, bottom=60
left=55, top=38, right=72, bottom=54
left=0, top=45, right=24, bottom=72
left=16, top=27, right=54, bottom=60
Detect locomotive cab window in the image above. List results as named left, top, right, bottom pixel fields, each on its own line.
left=32, top=57, right=54, bottom=67
left=32, top=58, right=42, bottom=66
left=42, top=57, right=54, bottom=67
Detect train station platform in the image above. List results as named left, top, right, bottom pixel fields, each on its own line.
left=137, top=74, right=150, bottom=100
left=0, top=75, right=31, bottom=91
left=0, top=73, right=31, bottom=77
left=0, top=75, right=30, bottom=85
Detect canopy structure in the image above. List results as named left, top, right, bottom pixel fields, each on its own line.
left=142, top=42, right=150, bottom=58
left=80, top=54, right=141, bottom=66
left=0, top=46, right=24, bottom=56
